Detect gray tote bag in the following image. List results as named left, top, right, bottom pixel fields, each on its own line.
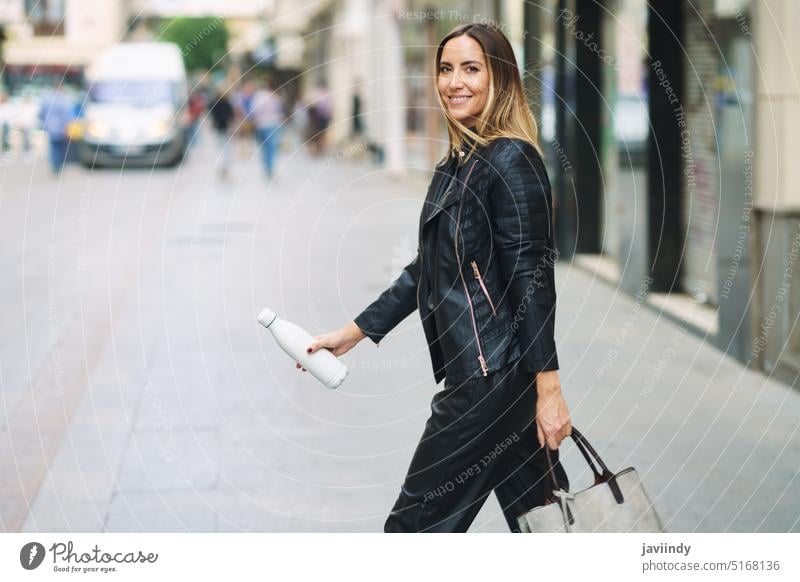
left=516, top=428, right=665, bottom=533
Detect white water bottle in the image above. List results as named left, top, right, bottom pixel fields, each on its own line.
left=257, top=307, right=348, bottom=389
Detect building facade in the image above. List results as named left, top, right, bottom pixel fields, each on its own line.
left=2, top=0, right=126, bottom=88
left=525, top=0, right=797, bottom=387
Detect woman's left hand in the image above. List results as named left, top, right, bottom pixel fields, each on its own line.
left=535, top=370, right=572, bottom=450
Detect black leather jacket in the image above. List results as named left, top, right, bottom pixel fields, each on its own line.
left=354, top=136, right=560, bottom=384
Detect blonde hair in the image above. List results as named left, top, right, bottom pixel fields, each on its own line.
left=434, top=22, right=543, bottom=166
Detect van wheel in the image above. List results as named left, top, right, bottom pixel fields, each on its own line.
left=166, top=146, right=185, bottom=167
left=78, top=144, right=99, bottom=169
left=80, top=156, right=100, bottom=169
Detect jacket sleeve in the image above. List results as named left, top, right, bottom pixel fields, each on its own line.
left=353, top=249, right=421, bottom=345
left=488, top=139, right=560, bottom=374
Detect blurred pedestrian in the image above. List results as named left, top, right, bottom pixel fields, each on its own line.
left=0, top=91, right=10, bottom=152
left=232, top=79, right=257, bottom=158
left=65, top=84, right=86, bottom=164
left=187, top=89, right=206, bottom=148
left=288, top=99, right=308, bottom=151
left=19, top=93, right=36, bottom=154
left=306, top=80, right=332, bottom=156
left=351, top=79, right=364, bottom=139
left=250, top=76, right=285, bottom=180
left=209, top=88, right=235, bottom=179
left=38, top=85, right=75, bottom=174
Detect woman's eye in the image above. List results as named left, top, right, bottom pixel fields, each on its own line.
left=439, top=64, right=479, bottom=73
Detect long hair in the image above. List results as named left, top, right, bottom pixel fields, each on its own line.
left=434, top=22, right=543, bottom=166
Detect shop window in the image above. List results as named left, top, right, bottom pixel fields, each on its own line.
left=25, top=0, right=65, bottom=37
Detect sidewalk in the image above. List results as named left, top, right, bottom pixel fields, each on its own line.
left=1, top=134, right=798, bottom=532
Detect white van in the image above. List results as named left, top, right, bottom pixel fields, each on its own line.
left=79, top=42, right=188, bottom=167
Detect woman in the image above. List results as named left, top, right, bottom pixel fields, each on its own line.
left=250, top=75, right=285, bottom=180
left=38, top=84, right=75, bottom=174
left=304, top=22, right=572, bottom=532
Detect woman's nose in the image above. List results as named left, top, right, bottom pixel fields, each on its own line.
left=449, top=71, right=465, bottom=90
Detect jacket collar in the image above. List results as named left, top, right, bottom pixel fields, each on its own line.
left=422, top=144, right=482, bottom=230
left=450, top=126, right=479, bottom=160
left=420, top=127, right=483, bottom=230
left=421, top=160, right=458, bottom=229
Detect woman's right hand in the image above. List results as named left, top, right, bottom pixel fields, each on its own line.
left=295, top=321, right=367, bottom=371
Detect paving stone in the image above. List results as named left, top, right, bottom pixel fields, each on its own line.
left=104, top=490, right=216, bottom=532
left=114, top=429, right=220, bottom=493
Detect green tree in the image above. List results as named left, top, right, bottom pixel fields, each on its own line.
left=157, top=17, right=229, bottom=72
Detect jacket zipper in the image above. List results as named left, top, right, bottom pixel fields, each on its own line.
left=453, top=160, right=489, bottom=376
left=458, top=272, right=489, bottom=376
left=470, top=260, right=496, bottom=316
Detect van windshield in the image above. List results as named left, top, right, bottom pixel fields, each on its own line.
left=89, top=81, right=174, bottom=107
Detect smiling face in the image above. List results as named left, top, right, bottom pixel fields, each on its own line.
left=437, top=35, right=490, bottom=129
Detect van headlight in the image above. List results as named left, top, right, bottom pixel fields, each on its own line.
left=148, top=121, right=171, bottom=139
left=86, top=121, right=109, bottom=139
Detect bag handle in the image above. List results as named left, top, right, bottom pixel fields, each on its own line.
left=543, top=427, right=624, bottom=505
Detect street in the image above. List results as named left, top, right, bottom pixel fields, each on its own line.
left=1, top=132, right=798, bottom=533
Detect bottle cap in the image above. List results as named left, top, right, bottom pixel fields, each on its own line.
left=325, top=365, right=349, bottom=389
left=257, top=307, right=278, bottom=328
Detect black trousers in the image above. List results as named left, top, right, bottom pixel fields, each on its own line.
left=384, top=358, right=570, bottom=532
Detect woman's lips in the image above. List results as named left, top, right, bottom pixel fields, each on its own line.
left=449, top=95, right=472, bottom=106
